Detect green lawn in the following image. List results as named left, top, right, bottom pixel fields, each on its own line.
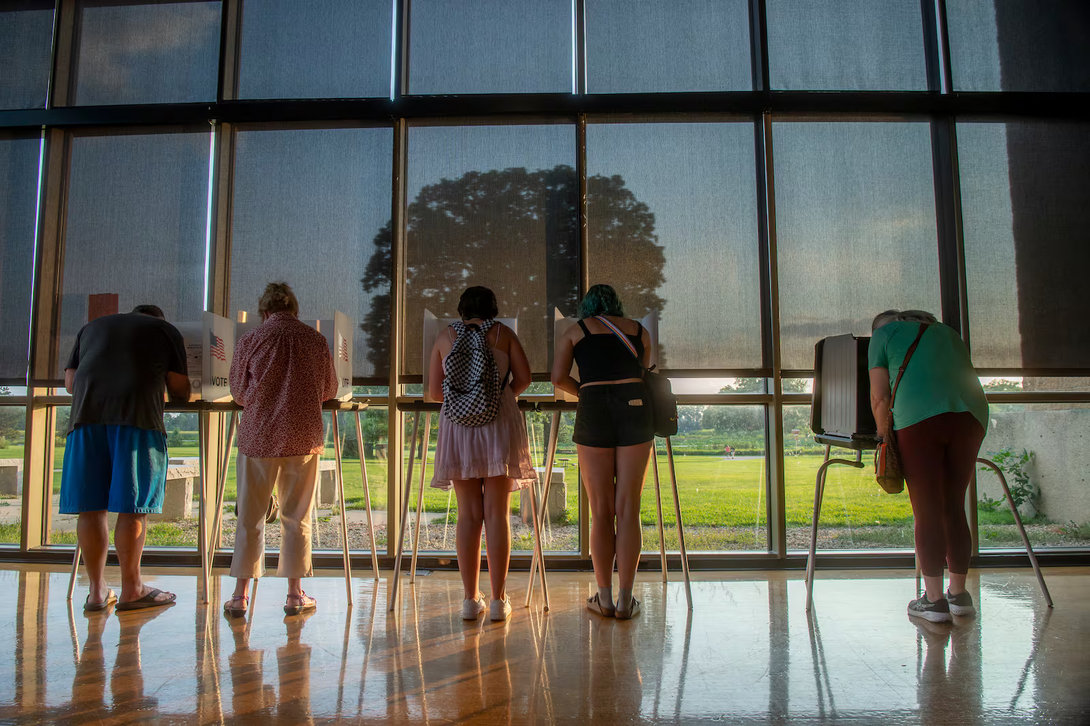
left=2, top=441, right=1082, bottom=550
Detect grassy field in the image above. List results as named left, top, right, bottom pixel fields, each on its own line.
left=2, top=441, right=1082, bottom=550
left=32, top=441, right=914, bottom=527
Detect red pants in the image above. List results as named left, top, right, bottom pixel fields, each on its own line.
left=897, top=412, right=986, bottom=578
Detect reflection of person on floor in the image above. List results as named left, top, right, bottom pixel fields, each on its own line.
left=226, top=614, right=270, bottom=718
left=553, top=285, right=654, bottom=619
left=62, top=304, right=188, bottom=611
left=70, top=608, right=112, bottom=716
left=914, top=617, right=983, bottom=723
left=277, top=612, right=315, bottom=724
left=109, top=609, right=169, bottom=713
left=427, top=287, right=535, bottom=623
left=225, top=283, right=338, bottom=619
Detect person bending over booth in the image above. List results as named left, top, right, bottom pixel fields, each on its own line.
left=428, top=286, right=535, bottom=622
left=62, top=304, right=190, bottom=611
left=869, top=309, right=989, bottom=623
left=552, top=284, right=654, bottom=619
left=224, top=282, right=337, bottom=618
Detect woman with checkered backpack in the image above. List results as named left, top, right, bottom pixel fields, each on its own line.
left=428, top=286, right=535, bottom=622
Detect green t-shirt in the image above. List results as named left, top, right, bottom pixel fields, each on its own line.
left=867, top=321, right=988, bottom=431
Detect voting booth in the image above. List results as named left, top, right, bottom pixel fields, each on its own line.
left=175, top=312, right=235, bottom=402
left=804, top=334, right=1052, bottom=611
left=524, top=309, right=692, bottom=612
left=389, top=311, right=522, bottom=610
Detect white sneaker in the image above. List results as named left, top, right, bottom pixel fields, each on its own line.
left=462, top=593, right=486, bottom=620
left=489, top=595, right=512, bottom=622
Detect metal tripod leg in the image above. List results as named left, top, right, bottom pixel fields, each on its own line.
left=664, top=438, right=693, bottom=610
left=198, top=411, right=210, bottom=603
left=209, top=411, right=238, bottom=557
left=355, top=411, right=380, bottom=580
left=806, top=447, right=864, bottom=612
left=410, top=413, right=432, bottom=583
left=652, top=443, right=667, bottom=582
left=525, top=411, right=559, bottom=610
left=68, top=544, right=81, bottom=601
left=331, top=412, right=353, bottom=605
left=977, top=457, right=1053, bottom=608
left=389, top=412, right=420, bottom=611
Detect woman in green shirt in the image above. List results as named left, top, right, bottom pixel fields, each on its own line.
left=868, top=310, right=988, bottom=623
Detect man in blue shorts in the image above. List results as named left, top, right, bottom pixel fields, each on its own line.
left=62, top=304, right=190, bottom=611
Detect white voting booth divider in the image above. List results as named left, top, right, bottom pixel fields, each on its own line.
left=388, top=311, right=521, bottom=611
left=524, top=309, right=693, bottom=613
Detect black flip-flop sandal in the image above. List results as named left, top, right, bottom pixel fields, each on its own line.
left=84, top=589, right=117, bottom=612
left=115, top=588, right=177, bottom=612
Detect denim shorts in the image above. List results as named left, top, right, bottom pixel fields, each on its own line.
left=573, top=382, right=655, bottom=448
left=59, top=424, right=168, bottom=514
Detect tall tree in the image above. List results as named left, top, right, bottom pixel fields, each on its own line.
left=360, top=165, right=665, bottom=374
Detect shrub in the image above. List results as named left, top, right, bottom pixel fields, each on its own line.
left=980, top=447, right=1037, bottom=512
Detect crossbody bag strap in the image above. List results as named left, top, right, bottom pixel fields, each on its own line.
left=594, top=315, right=643, bottom=369
left=888, top=323, right=931, bottom=417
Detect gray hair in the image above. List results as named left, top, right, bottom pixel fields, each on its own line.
left=871, top=309, right=938, bottom=331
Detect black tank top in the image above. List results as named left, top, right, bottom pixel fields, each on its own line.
left=572, top=319, right=645, bottom=385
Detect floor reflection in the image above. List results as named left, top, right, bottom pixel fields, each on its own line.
left=0, top=566, right=1086, bottom=724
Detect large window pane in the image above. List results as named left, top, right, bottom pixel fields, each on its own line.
left=587, top=122, right=762, bottom=370
left=58, top=130, right=209, bottom=376
left=641, top=405, right=767, bottom=552
left=585, top=0, right=751, bottom=93
left=947, top=0, right=1090, bottom=92
left=959, top=121, right=1090, bottom=369
left=774, top=122, right=940, bottom=370
left=783, top=404, right=915, bottom=550
left=73, top=0, right=221, bottom=106
left=229, top=125, right=394, bottom=378
left=977, top=401, right=1090, bottom=549
left=402, top=124, right=578, bottom=375
left=0, top=2, right=54, bottom=109
left=766, top=0, right=927, bottom=90
left=400, top=410, right=581, bottom=555
left=0, top=404, right=26, bottom=546
left=0, top=134, right=39, bottom=380
left=237, top=0, right=392, bottom=99
left=408, top=0, right=572, bottom=94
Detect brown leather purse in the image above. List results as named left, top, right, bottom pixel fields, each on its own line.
left=874, top=323, right=930, bottom=494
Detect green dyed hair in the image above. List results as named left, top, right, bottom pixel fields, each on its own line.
left=578, top=284, right=625, bottom=319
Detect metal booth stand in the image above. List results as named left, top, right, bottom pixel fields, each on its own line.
left=526, top=309, right=692, bottom=612
left=205, top=401, right=376, bottom=608
left=804, top=334, right=1052, bottom=612
left=68, top=399, right=376, bottom=607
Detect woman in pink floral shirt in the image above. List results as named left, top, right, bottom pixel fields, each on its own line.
left=224, top=282, right=337, bottom=618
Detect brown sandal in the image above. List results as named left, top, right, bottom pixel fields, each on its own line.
left=223, top=594, right=249, bottom=618
left=284, top=591, right=317, bottom=616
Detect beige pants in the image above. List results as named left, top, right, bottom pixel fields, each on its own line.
left=230, top=453, right=319, bottom=579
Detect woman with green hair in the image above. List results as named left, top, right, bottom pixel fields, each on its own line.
left=552, top=284, right=654, bottom=619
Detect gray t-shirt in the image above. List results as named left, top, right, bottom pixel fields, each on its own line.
left=65, top=313, right=188, bottom=434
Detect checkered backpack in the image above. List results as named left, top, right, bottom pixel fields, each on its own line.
left=442, top=320, right=504, bottom=427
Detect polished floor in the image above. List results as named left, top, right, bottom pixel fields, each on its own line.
left=0, top=564, right=1087, bottom=724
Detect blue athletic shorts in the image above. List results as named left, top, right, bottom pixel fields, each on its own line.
left=59, top=424, right=169, bottom=514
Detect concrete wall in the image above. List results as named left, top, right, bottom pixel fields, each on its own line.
left=980, top=408, right=1090, bottom=524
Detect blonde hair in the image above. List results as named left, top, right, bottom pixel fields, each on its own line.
left=872, top=309, right=938, bottom=331
left=258, top=282, right=299, bottom=316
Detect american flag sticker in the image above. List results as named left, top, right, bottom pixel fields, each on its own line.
left=339, top=335, right=349, bottom=363
left=210, top=330, right=227, bottom=362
